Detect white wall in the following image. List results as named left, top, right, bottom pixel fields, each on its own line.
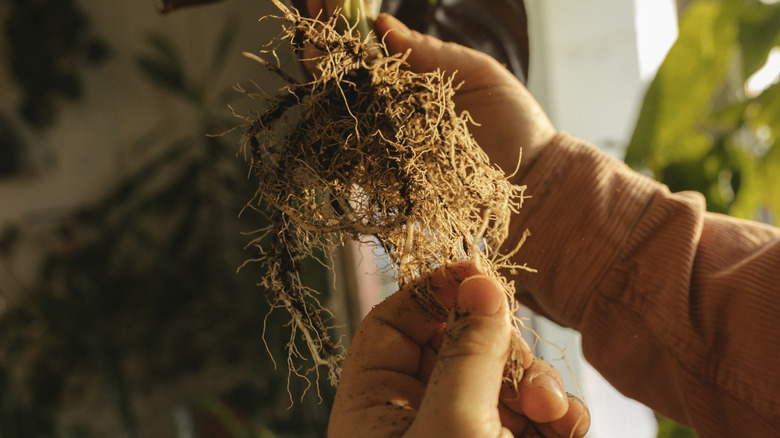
left=527, top=0, right=677, bottom=157
left=524, top=0, right=678, bottom=437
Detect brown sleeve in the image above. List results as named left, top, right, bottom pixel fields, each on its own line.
left=508, top=133, right=780, bottom=436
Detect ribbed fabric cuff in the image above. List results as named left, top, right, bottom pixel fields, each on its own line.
left=509, top=133, right=662, bottom=328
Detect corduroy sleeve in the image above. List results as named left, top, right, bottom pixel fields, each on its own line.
left=508, top=133, right=780, bottom=437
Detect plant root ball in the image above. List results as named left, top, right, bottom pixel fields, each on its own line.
left=237, top=0, right=532, bottom=390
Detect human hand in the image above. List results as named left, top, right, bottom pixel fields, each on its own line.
left=370, top=13, right=561, bottom=315
left=328, top=261, right=589, bottom=437
left=373, top=13, right=556, bottom=181
left=298, top=1, right=555, bottom=180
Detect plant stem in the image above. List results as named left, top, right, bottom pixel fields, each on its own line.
left=325, top=0, right=381, bottom=39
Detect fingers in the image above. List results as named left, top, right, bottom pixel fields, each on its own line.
left=502, top=358, right=568, bottom=423
left=375, top=13, right=504, bottom=79
left=534, top=394, right=591, bottom=438
left=499, top=358, right=591, bottom=437
left=408, top=275, right=512, bottom=436
left=329, top=262, right=483, bottom=437
left=357, top=261, right=481, bottom=348
left=304, top=5, right=493, bottom=79
left=501, top=396, right=590, bottom=438
left=374, top=12, right=555, bottom=179
left=329, top=261, right=590, bottom=438
left=331, top=262, right=482, bottom=405
left=306, top=0, right=323, bottom=17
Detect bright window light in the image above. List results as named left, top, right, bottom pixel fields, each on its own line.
left=635, top=0, right=678, bottom=81
left=746, top=47, right=780, bottom=98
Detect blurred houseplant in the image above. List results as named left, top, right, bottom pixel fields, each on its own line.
left=0, top=15, right=333, bottom=438
left=627, top=0, right=780, bottom=224
left=0, top=0, right=109, bottom=175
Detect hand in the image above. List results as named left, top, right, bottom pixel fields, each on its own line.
left=299, top=1, right=556, bottom=180
left=374, top=13, right=556, bottom=181
left=328, top=261, right=590, bottom=437
left=371, top=13, right=557, bottom=314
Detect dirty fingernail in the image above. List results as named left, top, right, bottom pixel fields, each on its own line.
left=512, top=331, right=534, bottom=369
left=456, top=275, right=504, bottom=316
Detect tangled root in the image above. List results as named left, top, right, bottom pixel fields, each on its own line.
left=237, top=0, right=533, bottom=391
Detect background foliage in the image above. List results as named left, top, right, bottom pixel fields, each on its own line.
left=627, top=0, right=780, bottom=224
left=0, top=0, right=109, bottom=175
left=0, top=10, right=333, bottom=438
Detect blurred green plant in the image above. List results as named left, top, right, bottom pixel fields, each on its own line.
left=186, top=393, right=304, bottom=438
left=2, top=0, right=109, bottom=127
left=0, top=115, right=23, bottom=176
left=0, top=16, right=332, bottom=438
left=0, top=0, right=109, bottom=175
left=626, top=0, right=780, bottom=224
left=656, top=415, right=698, bottom=438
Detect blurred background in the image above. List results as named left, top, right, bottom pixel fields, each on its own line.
left=0, top=1, right=335, bottom=437
left=0, top=0, right=778, bottom=437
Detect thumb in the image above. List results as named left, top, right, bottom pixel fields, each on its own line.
left=409, top=275, right=511, bottom=436
left=374, top=13, right=497, bottom=77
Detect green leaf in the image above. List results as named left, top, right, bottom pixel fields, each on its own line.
left=751, top=82, right=780, bottom=127
left=207, top=14, right=239, bottom=82
left=136, top=34, right=193, bottom=99
left=142, top=33, right=180, bottom=67
left=191, top=395, right=252, bottom=438
left=626, top=0, right=739, bottom=173
left=707, top=99, right=749, bottom=131
left=738, top=2, right=780, bottom=80
left=759, top=137, right=780, bottom=223
left=656, top=415, right=698, bottom=438
left=728, top=141, right=764, bottom=220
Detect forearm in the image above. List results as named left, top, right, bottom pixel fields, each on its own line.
left=509, top=133, right=780, bottom=435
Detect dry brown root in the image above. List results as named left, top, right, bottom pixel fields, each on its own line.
left=237, top=0, right=534, bottom=391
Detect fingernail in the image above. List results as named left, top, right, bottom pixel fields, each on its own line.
left=531, top=374, right=567, bottom=403
left=379, top=13, right=412, bottom=38
left=511, top=331, right=534, bottom=369
left=456, top=275, right=504, bottom=316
